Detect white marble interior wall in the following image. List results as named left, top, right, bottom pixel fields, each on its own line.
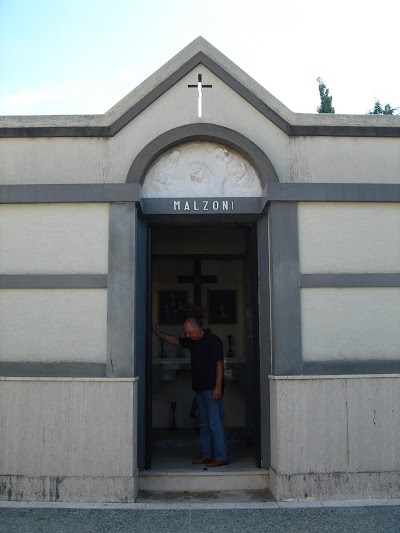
left=152, top=374, right=245, bottom=429
left=151, top=226, right=247, bottom=428
left=151, top=227, right=246, bottom=348
left=152, top=371, right=194, bottom=429
left=151, top=258, right=245, bottom=359
left=201, top=259, right=244, bottom=357
left=151, top=257, right=246, bottom=428
left=152, top=258, right=193, bottom=359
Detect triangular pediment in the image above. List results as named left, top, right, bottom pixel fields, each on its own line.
left=102, top=36, right=296, bottom=136
left=1, top=36, right=399, bottom=138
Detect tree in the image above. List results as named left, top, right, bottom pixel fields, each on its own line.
left=368, top=100, right=398, bottom=115
left=316, top=77, right=335, bottom=113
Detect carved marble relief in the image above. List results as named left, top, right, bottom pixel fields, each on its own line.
left=142, top=142, right=262, bottom=198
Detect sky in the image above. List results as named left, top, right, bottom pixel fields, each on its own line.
left=0, top=0, right=399, bottom=116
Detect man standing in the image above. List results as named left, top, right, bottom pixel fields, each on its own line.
left=153, top=318, right=228, bottom=467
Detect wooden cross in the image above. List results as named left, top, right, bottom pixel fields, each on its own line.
left=188, top=74, right=212, bottom=118
left=177, top=258, right=217, bottom=306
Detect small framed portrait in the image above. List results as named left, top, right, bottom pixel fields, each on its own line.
left=207, top=290, right=237, bottom=324
left=158, top=290, right=188, bottom=325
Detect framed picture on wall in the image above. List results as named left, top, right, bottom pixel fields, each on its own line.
left=207, top=290, right=237, bottom=324
left=158, top=290, right=188, bottom=325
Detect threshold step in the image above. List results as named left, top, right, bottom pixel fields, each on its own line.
left=139, top=469, right=269, bottom=492
left=136, top=488, right=275, bottom=504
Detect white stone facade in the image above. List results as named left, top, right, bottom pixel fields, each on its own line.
left=0, top=37, right=399, bottom=502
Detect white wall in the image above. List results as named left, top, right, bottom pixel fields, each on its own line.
left=0, top=137, right=106, bottom=185
left=0, top=204, right=109, bottom=274
left=298, top=203, right=400, bottom=274
left=289, top=136, right=400, bottom=184
left=269, top=375, right=400, bottom=500
left=298, top=202, right=400, bottom=363
left=0, top=378, right=138, bottom=502
left=2, top=66, right=399, bottom=187
left=0, top=289, right=107, bottom=362
left=301, top=288, right=400, bottom=361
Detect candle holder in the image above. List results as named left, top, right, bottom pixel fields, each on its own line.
left=158, top=337, right=167, bottom=358
left=176, top=345, right=185, bottom=358
left=170, top=401, right=177, bottom=431
left=226, top=334, right=234, bottom=358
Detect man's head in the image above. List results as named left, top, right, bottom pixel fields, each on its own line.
left=183, top=317, right=204, bottom=341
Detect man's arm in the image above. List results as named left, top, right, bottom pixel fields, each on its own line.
left=152, top=324, right=180, bottom=345
left=213, top=360, right=224, bottom=400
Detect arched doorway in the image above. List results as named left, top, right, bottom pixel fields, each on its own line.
left=129, top=125, right=275, bottom=481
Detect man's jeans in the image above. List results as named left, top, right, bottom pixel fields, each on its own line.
left=195, top=390, right=228, bottom=461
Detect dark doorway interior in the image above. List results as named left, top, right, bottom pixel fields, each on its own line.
left=147, top=223, right=261, bottom=470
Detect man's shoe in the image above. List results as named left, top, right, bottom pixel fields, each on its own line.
left=192, top=456, right=212, bottom=464
left=205, top=459, right=229, bottom=467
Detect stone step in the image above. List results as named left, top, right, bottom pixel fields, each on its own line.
left=139, top=469, right=269, bottom=492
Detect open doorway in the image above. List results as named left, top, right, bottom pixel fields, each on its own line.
left=148, top=223, right=261, bottom=470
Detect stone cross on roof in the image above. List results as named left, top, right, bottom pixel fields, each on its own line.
left=188, top=73, right=212, bottom=118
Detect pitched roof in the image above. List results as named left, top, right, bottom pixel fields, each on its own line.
left=1, top=37, right=399, bottom=138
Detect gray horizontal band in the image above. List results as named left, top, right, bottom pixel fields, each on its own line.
left=0, top=275, right=108, bottom=289
left=0, top=183, right=140, bottom=204
left=290, top=124, right=400, bottom=137
left=0, top=362, right=106, bottom=378
left=302, top=360, right=400, bottom=375
left=1, top=183, right=399, bottom=205
left=1, top=52, right=399, bottom=139
left=300, top=274, right=400, bottom=288
left=267, top=183, right=400, bottom=202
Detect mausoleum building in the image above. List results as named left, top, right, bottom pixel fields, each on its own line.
left=0, top=37, right=399, bottom=502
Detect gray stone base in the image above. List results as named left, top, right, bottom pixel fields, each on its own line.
left=0, top=472, right=139, bottom=503
left=269, top=469, right=400, bottom=501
